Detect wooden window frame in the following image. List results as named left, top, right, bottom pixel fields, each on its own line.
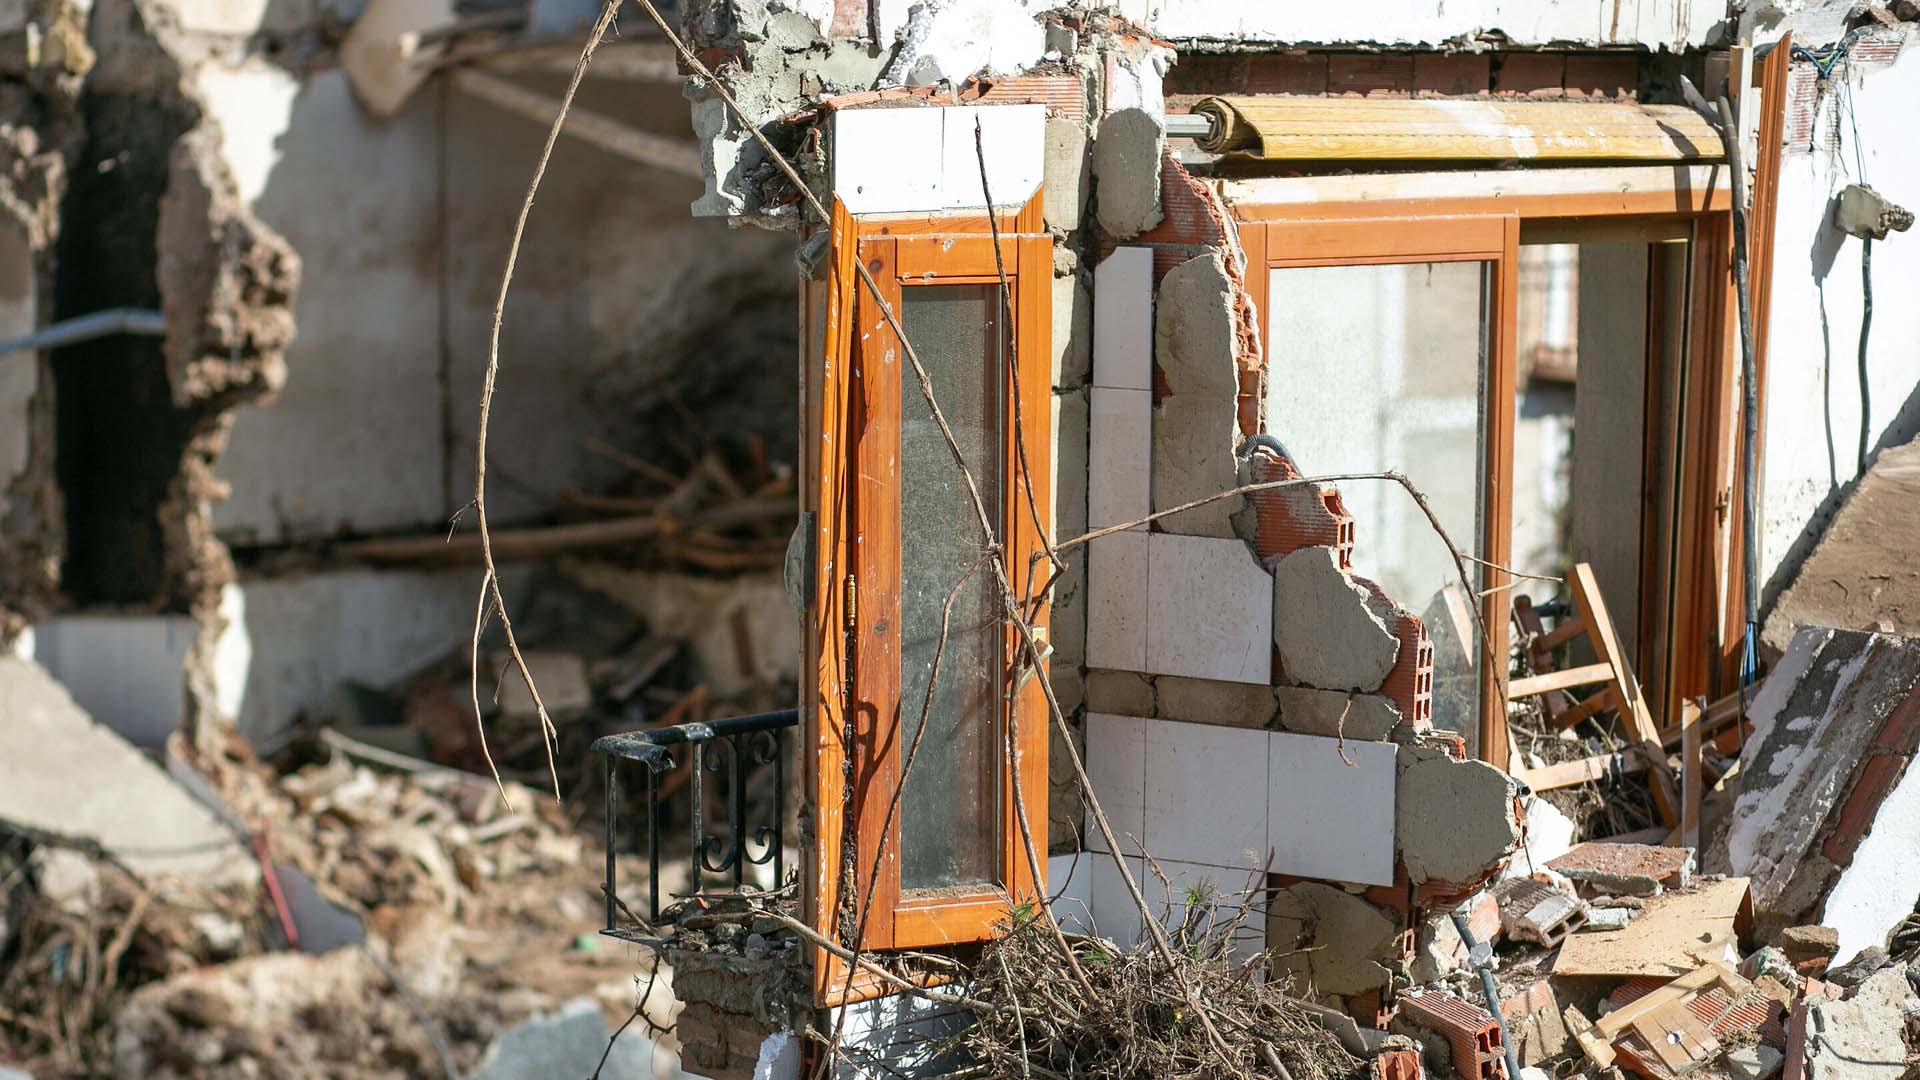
left=1236, top=157, right=1772, bottom=766
left=799, top=194, right=1052, bottom=1006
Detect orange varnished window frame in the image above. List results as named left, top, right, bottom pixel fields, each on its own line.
left=1235, top=139, right=1783, bottom=764
left=800, top=194, right=1052, bottom=1006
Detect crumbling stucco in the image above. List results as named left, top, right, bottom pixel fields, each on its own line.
left=1271, top=546, right=1401, bottom=692
left=1273, top=685, right=1402, bottom=741
left=1152, top=252, right=1241, bottom=538
left=1396, top=746, right=1521, bottom=887
left=1266, top=881, right=1398, bottom=998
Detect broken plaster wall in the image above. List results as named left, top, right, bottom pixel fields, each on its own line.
left=0, top=0, right=88, bottom=647
left=1759, top=26, right=1920, bottom=629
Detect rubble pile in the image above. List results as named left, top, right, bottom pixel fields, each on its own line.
left=0, top=661, right=683, bottom=1079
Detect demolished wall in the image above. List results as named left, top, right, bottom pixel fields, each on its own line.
left=0, top=0, right=88, bottom=646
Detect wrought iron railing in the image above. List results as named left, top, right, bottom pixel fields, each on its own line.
left=593, top=707, right=798, bottom=943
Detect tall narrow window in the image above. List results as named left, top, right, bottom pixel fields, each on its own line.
left=804, top=199, right=1052, bottom=1004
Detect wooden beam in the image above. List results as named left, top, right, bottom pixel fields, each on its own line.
left=1510, top=662, right=1615, bottom=698
left=1572, top=562, right=1681, bottom=824
left=1517, top=747, right=1650, bottom=792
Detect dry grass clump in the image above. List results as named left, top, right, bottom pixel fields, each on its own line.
left=945, top=882, right=1364, bottom=1080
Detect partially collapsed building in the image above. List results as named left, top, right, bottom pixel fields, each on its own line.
left=5, top=0, right=1920, bottom=1077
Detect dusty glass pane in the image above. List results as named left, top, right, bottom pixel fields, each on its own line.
left=1264, top=261, right=1488, bottom=739
left=898, top=283, right=1004, bottom=891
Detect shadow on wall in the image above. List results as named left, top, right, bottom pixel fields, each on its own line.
left=1761, top=198, right=1920, bottom=622
left=213, top=62, right=798, bottom=549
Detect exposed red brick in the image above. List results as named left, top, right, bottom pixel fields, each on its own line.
left=1821, top=680, right=1920, bottom=865
left=1547, top=841, right=1693, bottom=890
left=826, top=0, right=866, bottom=37
left=1166, top=54, right=1250, bottom=100
left=1607, top=974, right=1781, bottom=1041
left=1782, top=63, right=1819, bottom=155
left=1494, top=53, right=1566, bottom=97
left=1400, top=990, right=1505, bottom=1080
left=1372, top=595, right=1434, bottom=730
left=1247, top=52, right=1329, bottom=95
left=1500, top=979, right=1558, bottom=1026
left=1563, top=53, right=1638, bottom=98
left=1414, top=53, right=1491, bottom=96
left=1328, top=52, right=1414, bottom=97
left=1373, top=1048, right=1424, bottom=1080
left=1246, top=447, right=1355, bottom=568
left=978, top=75, right=1088, bottom=120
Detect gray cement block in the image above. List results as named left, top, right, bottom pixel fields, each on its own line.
left=1155, top=675, right=1275, bottom=728
left=1052, top=271, right=1092, bottom=388
left=1085, top=668, right=1155, bottom=716
left=1271, top=546, right=1401, bottom=693
left=1154, top=253, right=1238, bottom=398
left=1091, top=107, right=1163, bottom=238
left=1267, top=881, right=1398, bottom=997
left=1397, top=748, right=1521, bottom=886
left=1272, top=685, right=1401, bottom=741
left=1152, top=394, right=1241, bottom=538
left=1043, top=115, right=1090, bottom=232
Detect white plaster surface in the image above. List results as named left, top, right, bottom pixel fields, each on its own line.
left=879, top=0, right=1050, bottom=84
left=0, top=657, right=255, bottom=885
left=30, top=614, right=197, bottom=750
left=1088, top=387, right=1149, bottom=529
left=1144, top=717, right=1268, bottom=868
left=1760, top=38, right=1920, bottom=592
left=1093, top=247, right=1152, bottom=391
left=1083, top=711, right=1146, bottom=853
left=1088, top=853, right=1146, bottom=947
left=1086, top=531, right=1148, bottom=670
left=1819, top=754, right=1920, bottom=964
left=196, top=59, right=300, bottom=207
left=1144, top=533, right=1272, bottom=684
left=833, top=104, right=1044, bottom=214
left=1140, top=0, right=1723, bottom=49
left=1267, top=731, right=1396, bottom=886
left=214, top=567, right=528, bottom=743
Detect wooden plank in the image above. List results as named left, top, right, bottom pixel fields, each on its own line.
left=1481, top=215, right=1521, bottom=771
left=1593, top=962, right=1731, bottom=1038
left=1510, top=662, right=1615, bottom=698
left=1517, top=747, right=1649, bottom=792
left=1538, top=615, right=1591, bottom=652
left=1513, top=594, right=1566, bottom=726
left=1557, top=880, right=1750, bottom=979
left=1678, top=697, right=1703, bottom=849
left=1551, top=683, right=1620, bottom=731
left=1572, top=561, right=1680, bottom=824
left=1566, top=1004, right=1617, bottom=1067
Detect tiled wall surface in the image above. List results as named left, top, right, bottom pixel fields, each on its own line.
left=1077, top=713, right=1400, bottom=948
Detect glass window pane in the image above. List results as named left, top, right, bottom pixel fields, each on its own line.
left=1264, top=261, right=1488, bottom=740
left=898, top=284, right=1004, bottom=891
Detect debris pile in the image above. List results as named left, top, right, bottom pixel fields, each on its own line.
left=0, top=656, right=678, bottom=1078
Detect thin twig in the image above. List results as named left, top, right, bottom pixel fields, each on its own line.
left=471, top=0, right=626, bottom=803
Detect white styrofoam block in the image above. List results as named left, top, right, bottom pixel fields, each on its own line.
left=1821, top=753, right=1920, bottom=964
left=1144, top=717, right=1268, bottom=869
left=1144, top=534, right=1273, bottom=684
left=1267, top=730, right=1397, bottom=886
left=1089, top=387, right=1151, bottom=530
left=1089, top=854, right=1146, bottom=948
left=1084, top=712, right=1147, bottom=854
left=1094, top=248, right=1153, bottom=390
left=1086, top=531, right=1149, bottom=670
left=1047, top=853, right=1096, bottom=936
left=834, top=104, right=1044, bottom=215
left=940, top=103, right=1047, bottom=209
left=832, top=108, right=943, bottom=214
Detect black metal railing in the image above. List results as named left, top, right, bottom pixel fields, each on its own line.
left=593, top=707, right=798, bottom=942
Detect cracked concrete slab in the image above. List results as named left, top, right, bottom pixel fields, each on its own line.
left=1271, top=546, right=1401, bottom=693
left=1397, top=747, right=1520, bottom=886
left=1272, top=685, right=1401, bottom=740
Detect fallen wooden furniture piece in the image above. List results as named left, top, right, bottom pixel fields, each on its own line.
left=1508, top=563, right=1681, bottom=824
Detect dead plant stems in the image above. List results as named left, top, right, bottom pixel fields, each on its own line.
left=470, top=0, right=625, bottom=804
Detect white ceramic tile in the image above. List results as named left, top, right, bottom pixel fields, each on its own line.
left=1089, top=854, right=1146, bottom=948
left=1086, top=531, right=1149, bottom=671
left=1094, top=247, right=1153, bottom=390
left=1089, top=387, right=1151, bottom=530
left=1083, top=712, right=1147, bottom=854
left=1047, top=852, right=1096, bottom=936
left=1144, top=534, right=1273, bottom=684
left=832, top=108, right=941, bottom=214
left=938, top=104, right=1047, bottom=209
left=1143, top=717, right=1268, bottom=869
left=1267, top=730, right=1397, bottom=886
